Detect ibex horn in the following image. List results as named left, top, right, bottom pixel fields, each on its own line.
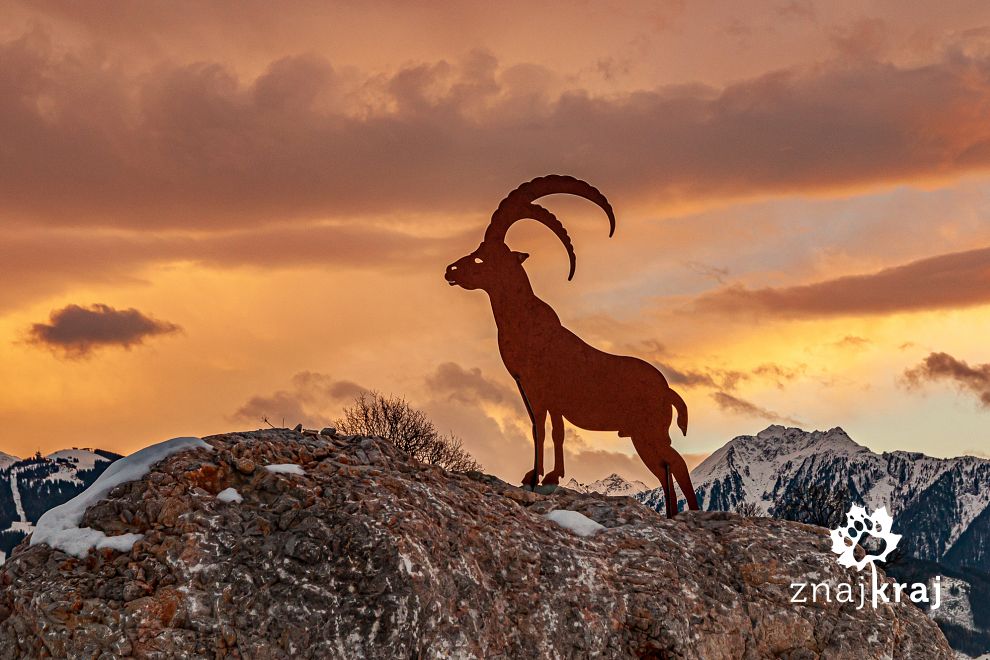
left=484, top=175, right=615, bottom=280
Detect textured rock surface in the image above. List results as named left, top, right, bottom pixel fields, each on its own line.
left=0, top=429, right=952, bottom=659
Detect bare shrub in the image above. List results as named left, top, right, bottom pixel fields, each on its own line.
left=335, top=391, right=481, bottom=473
left=735, top=501, right=761, bottom=517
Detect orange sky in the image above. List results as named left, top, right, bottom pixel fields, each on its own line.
left=2, top=0, right=990, bottom=485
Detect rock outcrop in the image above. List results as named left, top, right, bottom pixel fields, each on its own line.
left=0, top=429, right=952, bottom=658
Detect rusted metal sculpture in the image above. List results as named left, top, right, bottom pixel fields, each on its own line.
left=444, top=175, right=699, bottom=517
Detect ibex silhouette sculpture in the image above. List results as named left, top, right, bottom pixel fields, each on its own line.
left=445, top=175, right=699, bottom=517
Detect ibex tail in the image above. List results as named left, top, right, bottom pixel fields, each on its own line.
left=669, top=389, right=688, bottom=436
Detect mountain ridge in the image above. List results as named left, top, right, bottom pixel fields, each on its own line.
left=636, top=425, right=990, bottom=572
left=0, top=448, right=121, bottom=562
left=563, top=473, right=649, bottom=497
left=627, top=424, right=990, bottom=657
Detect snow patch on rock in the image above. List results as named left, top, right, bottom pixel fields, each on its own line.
left=216, top=487, right=243, bottom=504
left=30, top=436, right=210, bottom=558
left=265, top=464, right=305, bottom=476
left=544, top=510, right=605, bottom=537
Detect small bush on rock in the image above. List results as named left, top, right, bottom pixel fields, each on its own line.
left=334, top=391, right=481, bottom=472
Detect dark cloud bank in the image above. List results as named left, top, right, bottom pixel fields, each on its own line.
left=5, top=31, right=990, bottom=229
left=695, top=246, right=990, bottom=318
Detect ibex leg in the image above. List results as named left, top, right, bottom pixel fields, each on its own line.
left=655, top=462, right=679, bottom=518
left=542, top=412, right=566, bottom=485
left=514, top=377, right=545, bottom=489
left=631, top=433, right=681, bottom=518
left=661, top=447, right=699, bottom=511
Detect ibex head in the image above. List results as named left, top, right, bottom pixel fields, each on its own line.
left=445, top=175, right=615, bottom=292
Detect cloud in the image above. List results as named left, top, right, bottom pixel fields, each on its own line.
left=632, top=339, right=741, bottom=390
left=833, top=335, right=871, bottom=350
left=694, top=246, right=990, bottom=318
left=425, top=362, right=517, bottom=406
left=231, top=371, right=367, bottom=428
left=710, top=391, right=804, bottom=426
left=6, top=30, right=990, bottom=230
left=903, top=352, right=990, bottom=408
left=654, top=362, right=719, bottom=389
left=290, top=371, right=368, bottom=403
left=752, top=363, right=805, bottom=387
left=26, top=303, right=180, bottom=357
left=635, top=340, right=800, bottom=391
left=645, top=357, right=745, bottom=391
left=232, top=392, right=313, bottom=429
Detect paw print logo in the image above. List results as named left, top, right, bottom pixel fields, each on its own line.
left=829, top=505, right=901, bottom=571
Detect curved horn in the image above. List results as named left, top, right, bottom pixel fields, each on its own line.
left=486, top=175, right=615, bottom=241
left=484, top=175, right=614, bottom=280
left=495, top=203, right=577, bottom=280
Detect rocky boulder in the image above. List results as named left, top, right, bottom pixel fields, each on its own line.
left=0, top=429, right=952, bottom=658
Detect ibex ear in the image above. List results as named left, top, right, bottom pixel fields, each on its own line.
left=513, top=251, right=530, bottom=264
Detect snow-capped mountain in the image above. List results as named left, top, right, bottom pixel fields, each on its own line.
left=637, top=425, right=990, bottom=572
left=0, top=452, right=17, bottom=471
left=564, top=473, right=649, bottom=498
left=0, top=448, right=121, bottom=563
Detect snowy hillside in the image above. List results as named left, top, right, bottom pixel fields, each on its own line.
left=46, top=449, right=111, bottom=473
left=0, top=448, right=121, bottom=562
left=0, top=453, right=17, bottom=471
left=637, top=425, right=990, bottom=572
left=563, top=473, right=649, bottom=498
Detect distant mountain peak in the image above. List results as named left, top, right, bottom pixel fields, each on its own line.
left=0, top=452, right=18, bottom=470
left=749, top=425, right=860, bottom=450
left=45, top=448, right=120, bottom=472
left=564, top=473, right=649, bottom=497
left=639, top=425, right=990, bottom=574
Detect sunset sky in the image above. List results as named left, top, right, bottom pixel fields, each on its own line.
left=2, top=0, right=990, bottom=486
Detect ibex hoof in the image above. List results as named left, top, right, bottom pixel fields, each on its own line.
left=521, top=469, right=542, bottom=488
left=541, top=471, right=563, bottom=486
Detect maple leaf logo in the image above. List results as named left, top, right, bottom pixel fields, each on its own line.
left=829, top=505, right=901, bottom=571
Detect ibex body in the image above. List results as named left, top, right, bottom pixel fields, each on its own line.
left=445, top=175, right=699, bottom=517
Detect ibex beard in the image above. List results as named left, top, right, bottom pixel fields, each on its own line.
left=445, top=175, right=699, bottom=518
